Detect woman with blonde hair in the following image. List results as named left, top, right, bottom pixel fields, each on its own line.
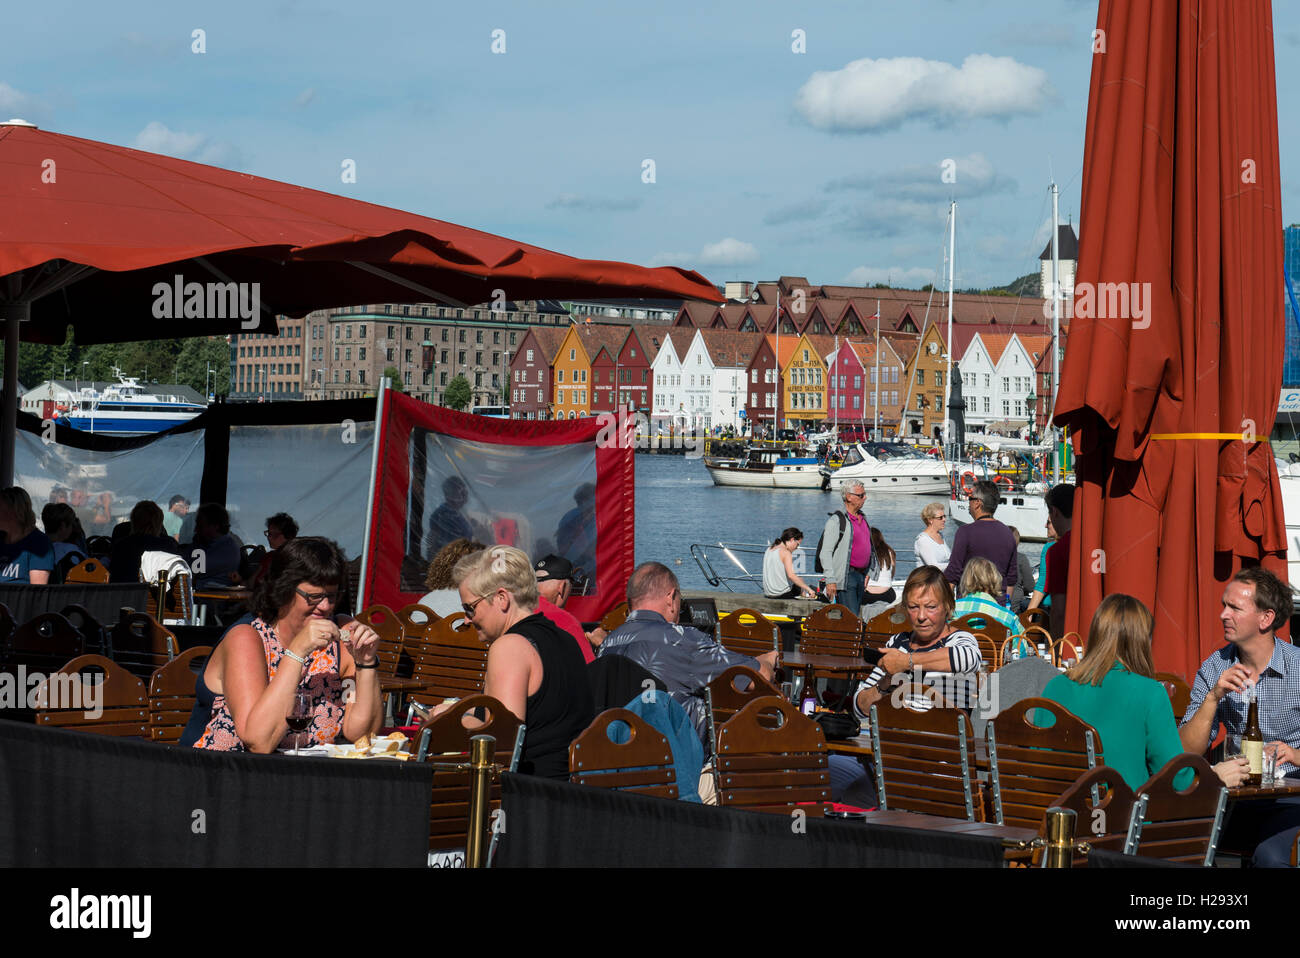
left=913, top=502, right=950, bottom=570
left=446, top=545, right=594, bottom=779
left=1042, top=594, right=1247, bottom=790
left=953, top=556, right=1020, bottom=633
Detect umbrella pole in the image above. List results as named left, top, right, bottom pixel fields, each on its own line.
left=0, top=305, right=25, bottom=488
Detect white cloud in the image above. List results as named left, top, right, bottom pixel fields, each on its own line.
left=698, top=238, right=760, bottom=266
left=649, top=238, right=759, bottom=269
left=0, top=82, right=38, bottom=116
left=827, top=152, right=1015, bottom=201
left=132, top=121, right=239, bottom=167
left=293, top=87, right=316, bottom=109
left=794, top=55, right=1052, bottom=132
left=844, top=265, right=938, bottom=288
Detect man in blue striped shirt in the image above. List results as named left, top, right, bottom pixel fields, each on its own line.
left=1179, top=567, right=1300, bottom=866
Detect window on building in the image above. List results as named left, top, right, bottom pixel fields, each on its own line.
left=359, top=347, right=366, bottom=361
left=405, top=350, right=413, bottom=364
left=440, top=372, right=448, bottom=385
left=526, top=349, right=535, bottom=362
left=458, top=351, right=465, bottom=364
left=558, top=369, right=565, bottom=383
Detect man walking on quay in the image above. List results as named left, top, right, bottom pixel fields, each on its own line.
left=944, top=479, right=1017, bottom=597
left=818, top=479, right=871, bottom=614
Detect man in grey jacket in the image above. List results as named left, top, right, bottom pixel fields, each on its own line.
left=818, top=479, right=870, bottom=614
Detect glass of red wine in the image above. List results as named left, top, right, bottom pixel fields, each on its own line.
left=286, top=690, right=311, bottom=756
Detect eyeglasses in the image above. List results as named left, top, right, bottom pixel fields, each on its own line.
left=463, top=592, right=495, bottom=618
left=847, top=491, right=865, bottom=499
left=295, top=587, right=339, bottom=607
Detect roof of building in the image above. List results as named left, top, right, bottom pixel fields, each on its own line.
left=699, top=329, right=764, bottom=368
left=1038, top=223, right=1080, bottom=261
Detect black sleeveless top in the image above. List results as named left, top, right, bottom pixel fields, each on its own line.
left=510, top=612, right=595, bottom=779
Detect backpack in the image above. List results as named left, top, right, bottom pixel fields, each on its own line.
left=814, top=511, right=848, bottom=573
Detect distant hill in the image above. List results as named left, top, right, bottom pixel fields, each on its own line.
left=984, top=272, right=1042, bottom=297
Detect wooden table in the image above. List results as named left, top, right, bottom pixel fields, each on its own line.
left=828, top=733, right=873, bottom=757
left=1229, top=779, right=1300, bottom=801
left=781, top=651, right=871, bottom=674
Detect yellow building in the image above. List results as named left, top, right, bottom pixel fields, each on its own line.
left=769, top=333, right=827, bottom=427
left=552, top=325, right=593, bottom=419
left=899, top=322, right=950, bottom=439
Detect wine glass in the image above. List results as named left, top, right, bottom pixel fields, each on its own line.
left=286, top=690, right=311, bottom=756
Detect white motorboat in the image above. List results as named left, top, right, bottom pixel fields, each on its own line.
left=949, top=479, right=1055, bottom=541
left=824, top=442, right=957, bottom=495
left=703, top=447, right=827, bottom=489
left=56, top=371, right=206, bottom=436
left=1275, top=464, right=1300, bottom=591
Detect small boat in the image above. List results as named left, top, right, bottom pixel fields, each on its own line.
left=823, top=442, right=956, bottom=495
left=703, top=446, right=827, bottom=489
left=58, top=371, right=206, bottom=436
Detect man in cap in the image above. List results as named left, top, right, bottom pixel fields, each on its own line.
left=535, top=554, right=594, bottom=664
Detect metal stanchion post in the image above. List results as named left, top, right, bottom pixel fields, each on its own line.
left=1042, top=807, right=1077, bottom=868
left=465, top=734, right=496, bottom=869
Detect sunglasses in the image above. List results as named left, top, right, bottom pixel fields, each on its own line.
left=463, top=591, right=495, bottom=618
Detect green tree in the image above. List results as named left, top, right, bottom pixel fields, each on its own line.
left=381, top=365, right=406, bottom=393
left=444, top=375, right=472, bottom=410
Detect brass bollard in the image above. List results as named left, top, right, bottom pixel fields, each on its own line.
left=1042, top=806, right=1077, bottom=869
left=465, top=734, right=496, bottom=869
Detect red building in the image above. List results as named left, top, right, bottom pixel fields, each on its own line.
left=509, top=327, right=566, bottom=419
left=743, top=336, right=782, bottom=430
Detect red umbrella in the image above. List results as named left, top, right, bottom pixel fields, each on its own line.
left=0, top=121, right=721, bottom=481
left=1053, top=0, right=1288, bottom=677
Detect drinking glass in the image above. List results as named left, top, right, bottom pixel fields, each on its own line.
left=780, top=681, right=794, bottom=702
left=286, top=690, right=312, bottom=756
left=1263, top=744, right=1278, bottom=788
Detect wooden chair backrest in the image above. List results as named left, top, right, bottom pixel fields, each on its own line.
left=2, top=612, right=84, bottom=674
left=34, top=654, right=149, bottom=736
left=715, top=696, right=829, bottom=816
left=1152, top=672, right=1192, bottom=721
left=395, top=604, right=440, bottom=639
left=406, top=612, right=489, bottom=706
left=870, top=698, right=982, bottom=822
left=799, top=604, right=863, bottom=656
left=147, top=645, right=213, bottom=743
left=863, top=603, right=909, bottom=649
left=1128, top=755, right=1228, bottom=866
left=951, top=612, right=1009, bottom=648
left=569, top=708, right=679, bottom=799
left=599, top=601, right=629, bottom=633
left=705, top=665, right=781, bottom=730
left=1053, top=765, right=1135, bottom=857
left=716, top=608, right=779, bottom=657
left=108, top=612, right=177, bottom=680
left=65, top=557, right=110, bottom=584
left=352, top=605, right=405, bottom=676
left=58, top=604, right=106, bottom=656
left=972, top=632, right=999, bottom=670
left=1019, top=608, right=1050, bottom=631
left=415, top=694, right=524, bottom=852
left=987, top=697, right=1103, bottom=830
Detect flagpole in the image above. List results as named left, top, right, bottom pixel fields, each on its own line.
left=833, top=334, right=839, bottom=431
left=774, top=290, right=780, bottom=439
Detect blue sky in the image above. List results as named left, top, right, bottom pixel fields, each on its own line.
left=4, top=0, right=1298, bottom=292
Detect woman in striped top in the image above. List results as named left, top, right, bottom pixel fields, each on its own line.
left=851, top=565, right=981, bottom=716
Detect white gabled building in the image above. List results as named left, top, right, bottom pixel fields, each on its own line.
left=649, top=329, right=691, bottom=430
left=957, top=331, right=1053, bottom=435
left=702, top=329, right=764, bottom=433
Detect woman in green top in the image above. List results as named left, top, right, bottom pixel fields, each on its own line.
left=1041, top=594, right=1248, bottom=791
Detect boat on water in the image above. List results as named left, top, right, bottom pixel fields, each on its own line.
left=56, top=373, right=207, bottom=436
left=703, top=446, right=827, bottom=489
left=823, top=441, right=960, bottom=495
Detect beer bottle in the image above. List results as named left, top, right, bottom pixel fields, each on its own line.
left=1243, top=684, right=1264, bottom=787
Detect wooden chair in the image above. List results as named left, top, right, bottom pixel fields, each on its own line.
left=1000, top=633, right=1038, bottom=664
left=351, top=605, right=406, bottom=677
left=1054, top=631, right=1085, bottom=666
left=569, top=708, right=679, bottom=799
left=1019, top=608, right=1051, bottom=631
left=799, top=604, right=863, bottom=657
left=1019, top=625, right=1054, bottom=660
left=64, top=557, right=110, bottom=584
left=59, top=604, right=107, bottom=656
left=414, top=694, right=525, bottom=857
left=1052, top=765, right=1135, bottom=860
left=1153, top=672, right=1192, bottom=721
left=148, top=645, right=212, bottom=743
left=870, top=697, right=983, bottom=822
left=1126, top=755, right=1228, bottom=866
left=599, top=601, right=629, bottom=633
left=406, top=613, right=489, bottom=708
left=85, top=535, right=114, bottom=559
left=107, top=611, right=177, bottom=680
left=34, top=654, right=149, bottom=736
left=987, top=697, right=1103, bottom=830
left=715, top=696, right=830, bottom=816
left=396, top=603, right=440, bottom=639
left=951, top=612, right=1009, bottom=652
left=1, top=611, right=84, bottom=676
left=705, top=665, right=781, bottom=732
left=972, top=632, right=999, bottom=670
left=863, top=603, right=909, bottom=649
left=716, top=608, right=779, bottom=658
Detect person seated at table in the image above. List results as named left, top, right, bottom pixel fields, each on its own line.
left=850, top=565, right=982, bottom=720
left=860, top=527, right=899, bottom=622
left=189, top=536, right=382, bottom=752
left=184, top=503, right=243, bottom=588
left=41, top=502, right=88, bottom=566
left=0, top=486, right=54, bottom=584
left=952, top=556, right=1020, bottom=637
left=762, top=527, right=817, bottom=599
left=417, top=537, right=487, bottom=617
left=249, top=512, right=298, bottom=587
left=108, top=500, right=184, bottom=583
left=434, top=545, right=594, bottom=779
left=1041, top=593, right=1247, bottom=792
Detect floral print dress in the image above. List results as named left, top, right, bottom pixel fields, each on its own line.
left=194, top=616, right=345, bottom=751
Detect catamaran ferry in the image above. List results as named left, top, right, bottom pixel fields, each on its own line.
left=56, top=375, right=207, bottom=436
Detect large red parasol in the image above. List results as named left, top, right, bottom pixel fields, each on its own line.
left=1053, top=0, right=1288, bottom=677
left=0, top=122, right=721, bottom=482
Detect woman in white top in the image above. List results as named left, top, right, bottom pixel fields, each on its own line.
left=762, top=528, right=817, bottom=599
left=860, top=526, right=898, bottom=622
left=913, top=501, right=951, bottom=570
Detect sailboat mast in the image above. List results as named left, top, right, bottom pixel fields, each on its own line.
left=774, top=289, right=780, bottom=438
left=943, top=201, right=955, bottom=450
left=874, top=301, right=880, bottom=439
left=1051, top=183, right=1061, bottom=484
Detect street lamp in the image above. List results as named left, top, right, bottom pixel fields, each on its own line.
left=1025, top=386, right=1037, bottom=441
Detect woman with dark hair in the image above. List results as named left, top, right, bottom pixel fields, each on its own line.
left=108, top=500, right=183, bottom=583
left=186, top=537, right=383, bottom=752
left=859, top=527, right=898, bottom=622
left=417, top=537, right=488, bottom=616
left=250, top=512, right=299, bottom=586
left=762, top=527, right=816, bottom=599
left=41, top=502, right=88, bottom=564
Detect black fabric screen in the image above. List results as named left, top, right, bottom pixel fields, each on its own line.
left=0, top=583, right=149, bottom=626
left=1088, top=849, right=1192, bottom=868
left=0, top=722, right=432, bottom=867
left=493, top=772, right=1007, bottom=867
